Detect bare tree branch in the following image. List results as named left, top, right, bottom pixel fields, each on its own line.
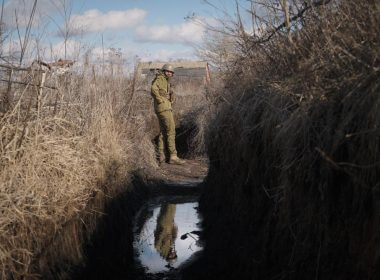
left=255, top=0, right=332, bottom=44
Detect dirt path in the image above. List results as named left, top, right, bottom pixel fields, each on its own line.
left=156, top=159, right=207, bottom=183
left=142, top=158, right=208, bottom=195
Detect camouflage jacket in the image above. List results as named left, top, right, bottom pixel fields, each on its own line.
left=151, top=72, right=173, bottom=113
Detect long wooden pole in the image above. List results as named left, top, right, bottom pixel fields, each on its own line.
left=37, top=72, right=46, bottom=114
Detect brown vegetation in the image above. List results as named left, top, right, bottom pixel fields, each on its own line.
left=195, top=0, right=380, bottom=279
left=0, top=64, right=158, bottom=278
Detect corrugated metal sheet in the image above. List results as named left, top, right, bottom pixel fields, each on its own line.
left=141, top=68, right=206, bottom=77
left=137, top=61, right=211, bottom=84
left=138, top=61, right=208, bottom=70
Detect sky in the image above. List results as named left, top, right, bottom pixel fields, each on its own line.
left=2, top=0, right=242, bottom=64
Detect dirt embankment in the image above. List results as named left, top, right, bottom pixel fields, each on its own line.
left=187, top=1, right=380, bottom=279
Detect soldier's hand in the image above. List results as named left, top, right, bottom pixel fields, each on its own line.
left=170, top=92, right=175, bottom=104
left=159, top=89, right=167, bottom=96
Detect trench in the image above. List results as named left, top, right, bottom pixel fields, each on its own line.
left=72, top=159, right=208, bottom=280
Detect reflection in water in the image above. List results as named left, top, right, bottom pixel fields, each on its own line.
left=134, top=201, right=202, bottom=273
left=154, top=204, right=178, bottom=265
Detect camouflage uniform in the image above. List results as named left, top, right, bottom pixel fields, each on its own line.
left=154, top=204, right=178, bottom=261
left=151, top=71, right=177, bottom=161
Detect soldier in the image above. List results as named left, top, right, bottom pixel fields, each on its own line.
left=154, top=203, right=178, bottom=263
left=151, top=64, right=185, bottom=165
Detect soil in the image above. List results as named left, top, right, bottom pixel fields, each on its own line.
left=151, top=158, right=208, bottom=186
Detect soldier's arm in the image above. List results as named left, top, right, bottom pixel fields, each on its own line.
left=169, top=82, right=175, bottom=104
left=151, top=77, right=165, bottom=104
left=169, top=90, right=175, bottom=104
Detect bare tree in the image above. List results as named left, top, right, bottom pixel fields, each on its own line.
left=0, top=0, right=5, bottom=54
left=194, top=0, right=333, bottom=68
left=14, top=0, right=37, bottom=65
left=51, top=0, right=75, bottom=59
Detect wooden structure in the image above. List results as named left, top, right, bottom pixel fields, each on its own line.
left=137, top=61, right=211, bottom=85
left=0, top=59, right=75, bottom=113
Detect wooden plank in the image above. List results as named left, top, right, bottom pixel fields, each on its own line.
left=0, top=63, right=31, bottom=72
left=0, top=79, right=58, bottom=90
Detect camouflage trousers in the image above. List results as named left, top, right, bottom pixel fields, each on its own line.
left=157, top=110, right=177, bottom=157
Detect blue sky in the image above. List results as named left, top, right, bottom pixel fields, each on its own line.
left=83, top=0, right=207, bottom=24
left=3, top=0, right=237, bottom=63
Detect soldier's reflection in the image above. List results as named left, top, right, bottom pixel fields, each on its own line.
left=154, top=203, right=178, bottom=265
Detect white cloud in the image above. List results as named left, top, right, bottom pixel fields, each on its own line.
left=1, top=40, right=20, bottom=59
left=49, top=39, right=86, bottom=61
left=71, top=9, right=147, bottom=33
left=1, top=37, right=44, bottom=65
left=140, top=49, right=196, bottom=62
left=3, top=0, right=56, bottom=27
left=135, top=21, right=205, bottom=45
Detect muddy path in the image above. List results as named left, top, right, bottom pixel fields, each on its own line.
left=73, top=159, right=208, bottom=280
left=133, top=159, right=208, bottom=279
left=148, top=159, right=208, bottom=192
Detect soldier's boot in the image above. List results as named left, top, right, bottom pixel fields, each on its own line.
left=158, top=152, right=166, bottom=164
left=169, top=155, right=185, bottom=165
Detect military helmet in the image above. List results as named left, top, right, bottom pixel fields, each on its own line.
left=162, top=63, right=174, bottom=73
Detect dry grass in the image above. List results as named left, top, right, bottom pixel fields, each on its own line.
left=199, top=0, right=380, bottom=279
left=172, top=80, right=220, bottom=158
left=0, top=64, right=157, bottom=278
left=172, top=81, right=212, bottom=158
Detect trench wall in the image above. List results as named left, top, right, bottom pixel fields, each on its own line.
left=196, top=1, right=380, bottom=279
left=198, top=84, right=380, bottom=279
left=25, top=171, right=148, bottom=279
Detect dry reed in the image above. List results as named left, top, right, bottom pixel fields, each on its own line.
left=198, top=0, right=380, bottom=279
left=0, top=63, right=157, bottom=278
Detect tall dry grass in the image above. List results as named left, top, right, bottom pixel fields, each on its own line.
left=171, top=80, right=213, bottom=158
left=198, top=0, right=380, bottom=279
left=172, top=80, right=220, bottom=158
left=0, top=63, right=157, bottom=278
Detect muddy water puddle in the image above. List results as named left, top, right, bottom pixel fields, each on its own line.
left=133, top=196, right=202, bottom=274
